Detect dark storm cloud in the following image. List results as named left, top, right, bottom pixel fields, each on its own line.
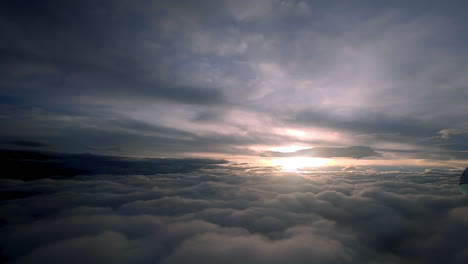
left=8, top=141, right=49, bottom=148
left=0, top=0, right=225, bottom=106
left=262, top=146, right=381, bottom=159
left=0, top=150, right=228, bottom=181
left=1, top=162, right=468, bottom=263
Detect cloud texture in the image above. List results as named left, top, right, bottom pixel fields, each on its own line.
left=1, top=0, right=468, bottom=166
left=1, top=162, right=467, bottom=263
left=263, top=146, right=381, bottom=159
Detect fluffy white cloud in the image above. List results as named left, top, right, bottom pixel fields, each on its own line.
left=1, top=165, right=467, bottom=263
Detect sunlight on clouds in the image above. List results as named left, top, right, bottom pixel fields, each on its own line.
left=272, top=128, right=346, bottom=144
left=271, top=157, right=330, bottom=172
left=280, top=128, right=309, bottom=138
left=269, top=145, right=311, bottom=153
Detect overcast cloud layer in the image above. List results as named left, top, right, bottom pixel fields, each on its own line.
left=1, top=162, right=467, bottom=264
left=1, top=0, right=468, bottom=167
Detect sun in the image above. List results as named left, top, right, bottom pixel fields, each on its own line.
left=271, top=157, right=329, bottom=172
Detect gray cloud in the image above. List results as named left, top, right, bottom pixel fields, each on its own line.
left=1, top=0, right=227, bottom=107
left=0, top=150, right=229, bottom=181
left=8, top=141, right=49, bottom=148
left=290, top=110, right=437, bottom=138
left=262, top=146, right=381, bottom=159
left=1, top=154, right=468, bottom=263
left=1, top=1, right=468, bottom=170
left=438, top=129, right=463, bottom=140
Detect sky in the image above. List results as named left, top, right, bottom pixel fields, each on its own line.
left=2, top=0, right=468, bottom=170
left=2, top=1, right=468, bottom=263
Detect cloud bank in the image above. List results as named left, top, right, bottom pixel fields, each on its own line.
left=1, top=157, right=467, bottom=263
left=263, top=146, right=381, bottom=159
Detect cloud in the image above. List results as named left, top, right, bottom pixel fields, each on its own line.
left=0, top=0, right=227, bottom=107
left=1, top=0, right=468, bottom=165
left=8, top=141, right=49, bottom=148
left=438, top=129, right=463, bottom=139
left=0, top=150, right=229, bottom=181
left=162, top=227, right=352, bottom=264
left=227, top=0, right=311, bottom=22
left=262, top=146, right=381, bottom=159
left=13, top=231, right=129, bottom=264
left=1, top=153, right=467, bottom=263
left=290, top=110, right=436, bottom=138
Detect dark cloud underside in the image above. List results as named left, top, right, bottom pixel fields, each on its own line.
left=1, top=0, right=467, bottom=163
left=0, top=150, right=229, bottom=181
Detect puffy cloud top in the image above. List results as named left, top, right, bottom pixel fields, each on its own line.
left=1, top=154, right=467, bottom=263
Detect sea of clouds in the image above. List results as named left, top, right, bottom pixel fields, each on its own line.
left=1, top=164, right=468, bottom=264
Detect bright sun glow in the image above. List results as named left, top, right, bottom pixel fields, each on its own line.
left=271, top=157, right=329, bottom=172
left=268, top=145, right=311, bottom=153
